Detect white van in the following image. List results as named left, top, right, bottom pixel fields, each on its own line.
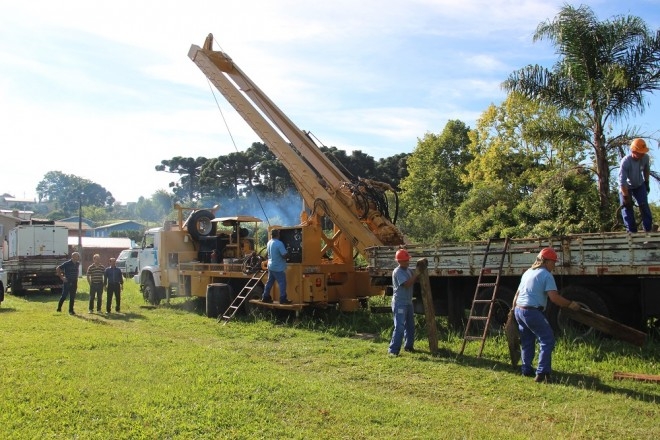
left=116, top=249, right=141, bottom=277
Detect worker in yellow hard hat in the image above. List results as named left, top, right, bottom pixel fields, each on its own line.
left=619, top=138, right=653, bottom=232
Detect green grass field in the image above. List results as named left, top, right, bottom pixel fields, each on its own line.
left=0, top=280, right=658, bottom=439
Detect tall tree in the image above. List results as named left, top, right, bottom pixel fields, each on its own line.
left=155, top=156, right=208, bottom=202
left=398, top=120, right=472, bottom=242
left=455, top=93, right=600, bottom=239
left=375, top=153, right=409, bottom=189
left=199, top=151, right=257, bottom=200
left=502, top=5, right=660, bottom=227
left=250, top=142, right=295, bottom=195
left=36, top=171, right=115, bottom=216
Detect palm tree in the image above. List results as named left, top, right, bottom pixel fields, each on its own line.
left=502, top=5, right=660, bottom=227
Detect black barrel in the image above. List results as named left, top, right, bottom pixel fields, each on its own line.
left=206, top=283, right=232, bottom=318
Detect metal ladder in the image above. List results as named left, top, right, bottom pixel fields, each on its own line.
left=459, top=237, right=510, bottom=357
left=220, top=270, right=267, bottom=325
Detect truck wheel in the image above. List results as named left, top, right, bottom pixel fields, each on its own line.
left=187, top=210, right=216, bottom=240
left=475, top=286, right=515, bottom=332
left=549, top=285, right=609, bottom=338
left=10, top=275, right=25, bottom=296
left=144, top=279, right=161, bottom=306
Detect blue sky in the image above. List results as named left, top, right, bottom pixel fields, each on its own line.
left=2, top=0, right=660, bottom=204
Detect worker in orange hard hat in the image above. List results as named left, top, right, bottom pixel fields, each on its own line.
left=514, top=248, right=581, bottom=383
left=387, top=248, right=418, bottom=356
left=619, top=138, right=653, bottom=232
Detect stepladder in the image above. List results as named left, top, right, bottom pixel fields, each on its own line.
left=459, top=237, right=510, bottom=357
left=220, top=270, right=267, bottom=325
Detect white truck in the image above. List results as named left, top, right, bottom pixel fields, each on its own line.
left=116, top=248, right=141, bottom=278
left=2, top=222, right=69, bottom=295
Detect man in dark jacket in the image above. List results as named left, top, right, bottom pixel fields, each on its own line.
left=56, top=252, right=81, bottom=315
left=104, top=257, right=124, bottom=313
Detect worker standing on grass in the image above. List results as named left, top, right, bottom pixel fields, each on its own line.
left=514, top=248, right=581, bottom=383
left=261, top=229, right=290, bottom=304
left=86, top=254, right=105, bottom=313
left=56, top=252, right=81, bottom=315
left=619, top=138, right=653, bottom=232
left=104, top=257, right=124, bottom=313
left=388, top=249, right=418, bottom=356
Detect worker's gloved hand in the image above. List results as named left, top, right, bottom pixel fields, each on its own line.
left=623, top=194, right=633, bottom=208
left=567, top=301, right=581, bottom=311
left=645, top=180, right=651, bottom=194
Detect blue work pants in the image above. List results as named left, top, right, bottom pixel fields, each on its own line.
left=388, top=302, right=415, bottom=354
left=514, top=307, right=555, bottom=376
left=620, top=185, right=653, bottom=232
left=57, top=281, right=78, bottom=313
left=263, top=270, right=288, bottom=302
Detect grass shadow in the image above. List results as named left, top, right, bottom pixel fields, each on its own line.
left=0, top=307, right=18, bottom=313
left=435, top=347, right=660, bottom=404
left=71, top=310, right=147, bottom=323
left=18, top=291, right=91, bottom=304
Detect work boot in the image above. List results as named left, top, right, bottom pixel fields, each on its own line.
left=534, top=373, right=552, bottom=383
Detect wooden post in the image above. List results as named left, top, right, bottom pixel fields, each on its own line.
left=416, top=258, right=438, bottom=355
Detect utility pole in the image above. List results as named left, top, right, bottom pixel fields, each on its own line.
left=78, top=192, right=84, bottom=277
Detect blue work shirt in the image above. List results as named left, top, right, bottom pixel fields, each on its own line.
left=392, top=266, right=414, bottom=306
left=516, top=267, right=557, bottom=309
left=267, top=238, right=288, bottom=272
left=619, top=153, right=650, bottom=189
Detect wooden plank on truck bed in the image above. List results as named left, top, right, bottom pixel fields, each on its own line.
left=562, top=308, right=647, bottom=347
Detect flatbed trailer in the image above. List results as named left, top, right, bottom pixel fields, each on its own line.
left=366, top=232, right=660, bottom=332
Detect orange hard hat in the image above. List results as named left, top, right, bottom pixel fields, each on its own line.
left=395, top=249, right=411, bottom=261
left=538, top=247, right=558, bottom=262
left=630, top=138, right=649, bottom=154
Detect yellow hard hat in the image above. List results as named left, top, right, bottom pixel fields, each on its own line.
left=630, top=138, right=649, bottom=154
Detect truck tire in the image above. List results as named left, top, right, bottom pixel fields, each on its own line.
left=548, top=285, right=609, bottom=338
left=144, top=278, right=161, bottom=306
left=475, top=286, right=515, bottom=331
left=187, top=210, right=216, bottom=240
left=206, top=283, right=232, bottom=318
left=10, top=275, right=25, bottom=296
